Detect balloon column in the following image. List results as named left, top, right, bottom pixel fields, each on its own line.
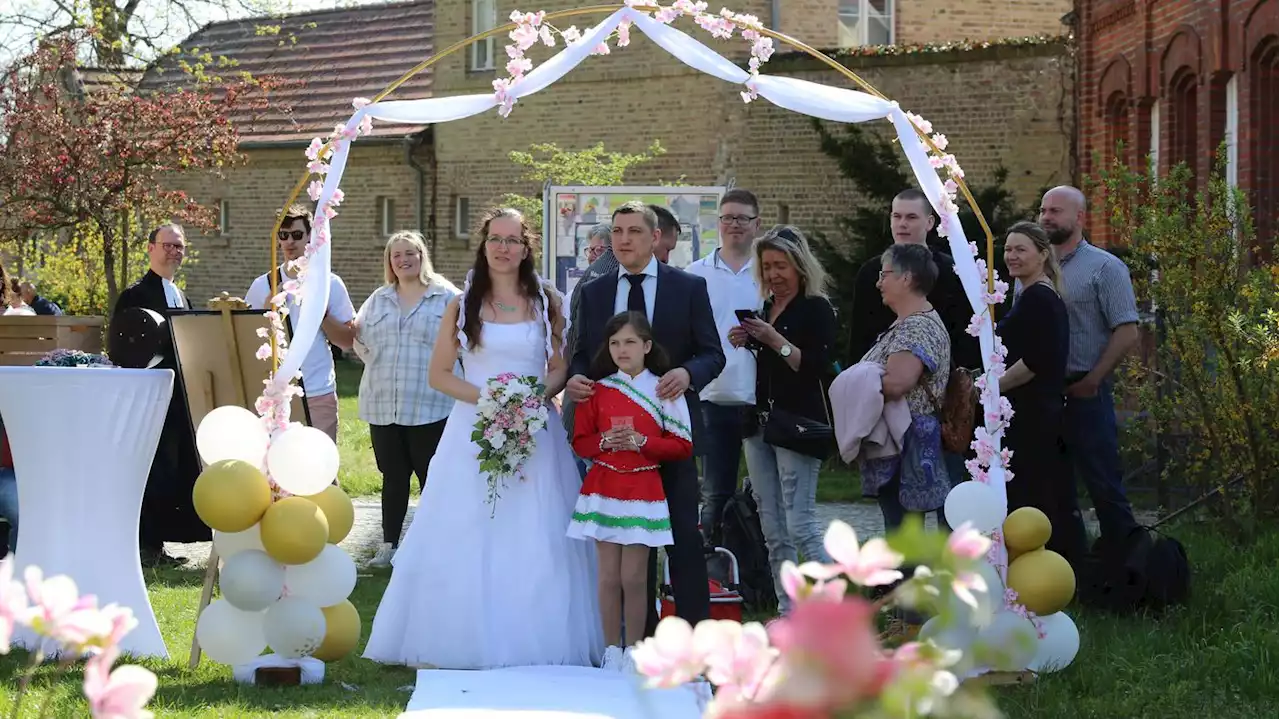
left=191, top=405, right=362, bottom=668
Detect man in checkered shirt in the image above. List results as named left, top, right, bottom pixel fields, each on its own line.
left=1038, top=186, right=1142, bottom=545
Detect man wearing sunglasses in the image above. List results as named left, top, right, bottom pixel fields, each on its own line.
left=244, top=204, right=357, bottom=443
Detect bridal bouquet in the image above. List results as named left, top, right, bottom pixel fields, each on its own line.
left=472, top=372, right=549, bottom=515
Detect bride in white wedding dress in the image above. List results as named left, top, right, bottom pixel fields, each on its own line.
left=363, top=208, right=603, bottom=669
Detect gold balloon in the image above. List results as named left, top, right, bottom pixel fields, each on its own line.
left=1007, top=549, right=1076, bottom=616
left=312, top=600, right=361, bottom=662
left=1003, top=507, right=1053, bottom=554
left=192, top=460, right=272, bottom=533
left=303, top=485, right=355, bottom=544
left=260, top=497, right=329, bottom=565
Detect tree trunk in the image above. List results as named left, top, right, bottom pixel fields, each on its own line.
left=102, top=221, right=119, bottom=316
left=89, top=0, right=130, bottom=67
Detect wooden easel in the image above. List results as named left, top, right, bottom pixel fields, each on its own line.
left=188, top=292, right=250, bottom=669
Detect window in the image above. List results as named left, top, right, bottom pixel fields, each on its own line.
left=838, top=0, right=893, bottom=48
left=1168, top=69, right=1198, bottom=185
left=455, top=196, right=471, bottom=239
left=1148, top=102, right=1160, bottom=176
left=378, top=196, right=396, bottom=236
left=1104, top=92, right=1131, bottom=168
left=218, top=199, right=230, bottom=235
left=1223, top=75, right=1238, bottom=190
left=471, top=0, right=497, bottom=71
left=1250, top=37, right=1277, bottom=247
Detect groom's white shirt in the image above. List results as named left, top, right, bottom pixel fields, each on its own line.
left=613, top=255, right=659, bottom=323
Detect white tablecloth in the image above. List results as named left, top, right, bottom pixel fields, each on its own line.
left=0, top=366, right=173, bottom=659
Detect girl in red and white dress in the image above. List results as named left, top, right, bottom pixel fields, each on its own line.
left=568, top=311, right=693, bottom=670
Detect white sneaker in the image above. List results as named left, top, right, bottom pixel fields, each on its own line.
left=369, top=542, right=396, bottom=568
left=621, top=646, right=637, bottom=674
left=600, top=645, right=624, bottom=671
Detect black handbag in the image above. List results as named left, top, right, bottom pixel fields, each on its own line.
left=760, top=376, right=834, bottom=460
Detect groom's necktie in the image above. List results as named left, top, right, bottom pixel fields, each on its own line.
left=625, top=274, right=647, bottom=316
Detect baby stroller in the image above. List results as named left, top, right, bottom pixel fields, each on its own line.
left=659, top=546, right=744, bottom=622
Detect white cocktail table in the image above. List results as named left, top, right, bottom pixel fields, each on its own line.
left=0, top=366, right=173, bottom=659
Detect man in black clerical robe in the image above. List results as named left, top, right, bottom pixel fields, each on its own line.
left=111, top=224, right=210, bottom=565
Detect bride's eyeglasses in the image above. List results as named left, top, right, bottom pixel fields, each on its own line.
left=485, top=236, right=524, bottom=248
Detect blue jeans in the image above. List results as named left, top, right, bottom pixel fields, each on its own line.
left=0, top=468, right=17, bottom=553
left=743, top=432, right=829, bottom=614
left=1063, top=379, right=1139, bottom=542
left=698, top=403, right=745, bottom=543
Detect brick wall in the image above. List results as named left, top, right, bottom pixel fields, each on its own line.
left=1078, top=0, right=1279, bottom=244
left=896, top=0, right=1072, bottom=44
left=176, top=2, right=1075, bottom=298
left=171, top=142, right=428, bottom=308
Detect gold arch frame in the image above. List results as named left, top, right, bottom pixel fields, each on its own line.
left=266, top=2, right=1000, bottom=370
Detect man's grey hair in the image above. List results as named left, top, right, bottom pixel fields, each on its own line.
left=588, top=222, right=612, bottom=248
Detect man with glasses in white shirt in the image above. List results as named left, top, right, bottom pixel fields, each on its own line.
left=685, top=189, right=763, bottom=545
left=245, top=204, right=357, bottom=443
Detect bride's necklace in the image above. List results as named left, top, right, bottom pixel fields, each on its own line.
left=492, top=298, right=519, bottom=313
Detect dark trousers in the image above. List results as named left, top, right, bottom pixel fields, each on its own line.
left=877, top=473, right=950, bottom=533
left=370, top=420, right=446, bottom=545
left=645, top=458, right=711, bottom=635
left=1062, top=380, right=1139, bottom=543
left=1005, top=402, right=1089, bottom=566
left=698, top=403, right=745, bottom=544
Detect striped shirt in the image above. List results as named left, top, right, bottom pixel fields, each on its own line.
left=353, top=282, right=460, bottom=426
left=1057, top=241, right=1139, bottom=375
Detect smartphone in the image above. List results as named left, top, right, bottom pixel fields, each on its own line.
left=734, top=309, right=760, bottom=324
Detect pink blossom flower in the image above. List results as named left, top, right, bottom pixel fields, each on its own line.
left=780, top=561, right=846, bottom=604
left=766, top=599, right=890, bottom=707
left=306, top=160, right=328, bottom=175
left=946, top=523, right=992, bottom=561
left=508, top=23, right=540, bottom=51
left=590, top=42, right=611, bottom=56
left=631, top=617, right=706, bottom=688
left=561, top=26, right=582, bottom=43
left=358, top=114, right=374, bottom=137
left=255, top=343, right=272, bottom=361
left=83, top=645, right=157, bottom=719
left=655, top=6, right=680, bottom=23
left=800, top=520, right=903, bottom=587
left=538, top=25, right=556, bottom=47
left=304, top=137, right=325, bottom=161
left=931, top=133, right=949, bottom=151
left=965, top=314, right=985, bottom=337
left=905, top=111, right=933, bottom=135
left=506, top=56, right=533, bottom=78
left=306, top=180, right=323, bottom=202
left=697, top=621, right=779, bottom=702
left=23, top=567, right=108, bottom=648
left=616, top=20, right=632, bottom=47
left=330, top=188, right=345, bottom=207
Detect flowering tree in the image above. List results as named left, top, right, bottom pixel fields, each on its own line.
left=0, top=34, right=276, bottom=313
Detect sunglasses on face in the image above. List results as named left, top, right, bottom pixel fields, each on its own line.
left=277, top=230, right=307, bottom=242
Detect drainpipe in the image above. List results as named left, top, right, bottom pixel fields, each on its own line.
left=770, top=0, right=781, bottom=30
left=404, top=128, right=436, bottom=256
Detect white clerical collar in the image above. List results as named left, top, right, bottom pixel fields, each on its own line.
left=618, top=255, right=658, bottom=280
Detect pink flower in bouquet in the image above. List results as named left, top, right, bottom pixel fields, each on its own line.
left=766, top=599, right=892, bottom=708
left=946, top=524, right=992, bottom=561
left=697, top=621, right=780, bottom=702
left=799, top=520, right=902, bottom=587
left=84, top=645, right=158, bottom=719
left=630, top=617, right=707, bottom=688
left=780, top=562, right=846, bottom=604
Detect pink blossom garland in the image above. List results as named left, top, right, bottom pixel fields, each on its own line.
left=494, top=3, right=776, bottom=117
left=255, top=96, right=374, bottom=441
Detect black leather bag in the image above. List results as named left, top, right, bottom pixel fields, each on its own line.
left=760, top=376, right=834, bottom=460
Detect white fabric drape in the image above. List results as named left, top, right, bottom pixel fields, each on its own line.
left=285, top=4, right=1005, bottom=488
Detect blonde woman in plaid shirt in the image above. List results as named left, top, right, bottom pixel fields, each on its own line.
left=353, top=231, right=461, bottom=567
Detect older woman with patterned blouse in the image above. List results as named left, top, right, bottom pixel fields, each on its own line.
left=353, top=231, right=461, bottom=567
left=859, top=243, right=952, bottom=532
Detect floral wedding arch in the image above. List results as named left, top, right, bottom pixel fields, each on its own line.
left=257, top=0, right=1052, bottom=656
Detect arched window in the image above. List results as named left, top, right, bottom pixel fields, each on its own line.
left=1250, top=37, right=1278, bottom=246
left=1105, top=91, right=1131, bottom=168
left=1168, top=68, right=1199, bottom=187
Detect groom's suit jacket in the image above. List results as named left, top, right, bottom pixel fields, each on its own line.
left=569, top=261, right=726, bottom=446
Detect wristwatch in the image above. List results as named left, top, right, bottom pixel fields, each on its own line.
left=778, top=344, right=793, bottom=358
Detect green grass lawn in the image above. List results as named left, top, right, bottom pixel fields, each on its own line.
left=1, top=521, right=1271, bottom=717
left=331, top=359, right=866, bottom=504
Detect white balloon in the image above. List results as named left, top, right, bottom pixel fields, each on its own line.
left=975, top=609, right=1038, bottom=672
left=266, top=425, right=340, bottom=496
left=197, top=405, right=270, bottom=467
left=220, top=550, right=286, bottom=612
left=213, top=524, right=266, bottom=559
left=283, top=544, right=357, bottom=608
left=950, top=559, right=1005, bottom=630
left=1028, top=611, right=1080, bottom=673
left=944, top=481, right=1007, bottom=534
left=263, top=597, right=327, bottom=659
left=196, top=599, right=267, bottom=666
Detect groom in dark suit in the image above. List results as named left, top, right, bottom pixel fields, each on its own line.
left=568, top=201, right=725, bottom=632
left=111, top=223, right=211, bottom=565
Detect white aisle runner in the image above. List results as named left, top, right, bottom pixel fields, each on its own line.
left=399, top=666, right=708, bottom=719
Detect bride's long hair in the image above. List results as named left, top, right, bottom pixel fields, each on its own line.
left=461, top=207, right=549, bottom=349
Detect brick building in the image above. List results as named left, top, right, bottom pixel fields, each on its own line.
left=1077, top=0, right=1278, bottom=244
left=148, top=0, right=1075, bottom=304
